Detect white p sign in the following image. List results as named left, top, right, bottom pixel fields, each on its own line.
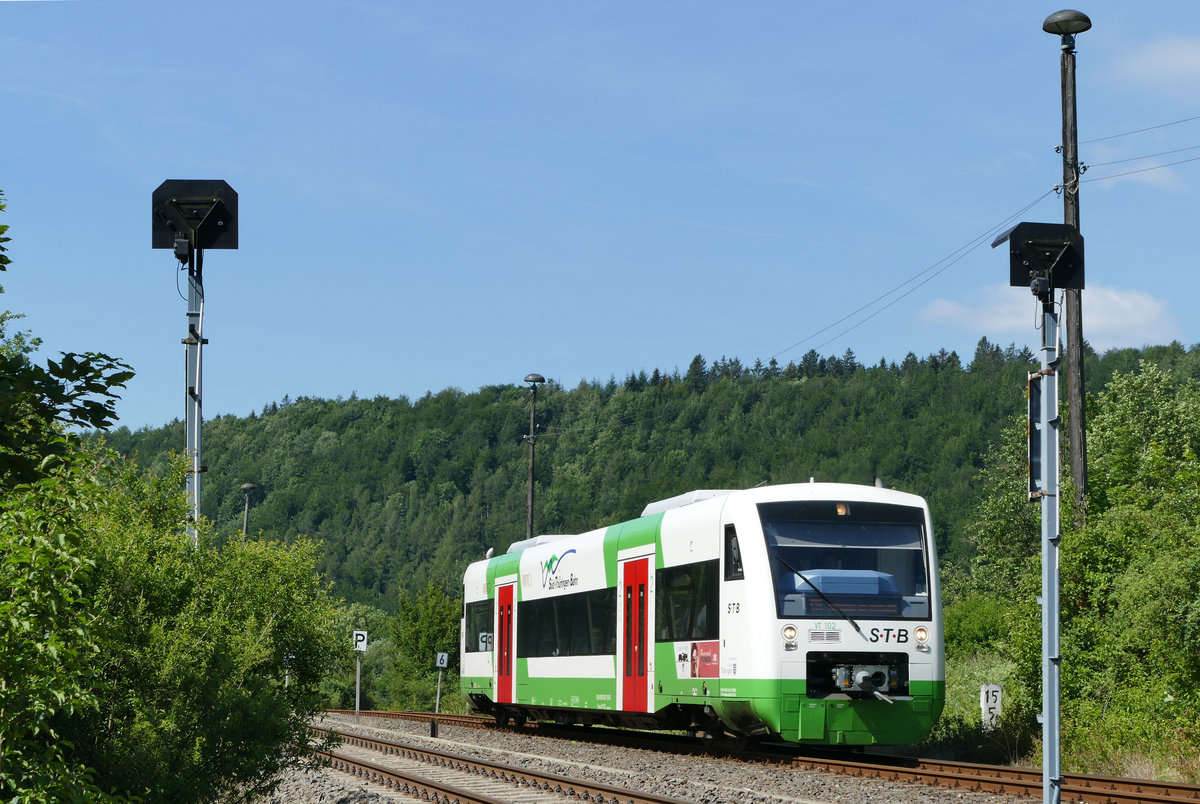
left=353, top=630, right=368, bottom=652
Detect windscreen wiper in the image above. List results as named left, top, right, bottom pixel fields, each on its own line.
left=774, top=554, right=864, bottom=638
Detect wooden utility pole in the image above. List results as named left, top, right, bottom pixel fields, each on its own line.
left=1056, top=18, right=1087, bottom=507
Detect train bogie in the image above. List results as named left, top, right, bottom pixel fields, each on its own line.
left=460, top=482, right=945, bottom=746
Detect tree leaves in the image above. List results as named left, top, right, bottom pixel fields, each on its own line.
left=955, top=359, right=1200, bottom=776
left=0, top=457, right=110, bottom=802
left=103, top=347, right=1048, bottom=606
left=1, top=349, right=134, bottom=487
left=13, top=452, right=347, bottom=802
left=2, top=188, right=341, bottom=798
left=0, top=189, right=12, bottom=273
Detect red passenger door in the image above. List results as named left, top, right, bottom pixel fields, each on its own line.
left=496, top=583, right=514, bottom=704
left=621, top=558, right=649, bottom=712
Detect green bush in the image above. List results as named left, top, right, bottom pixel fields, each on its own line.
left=1, top=457, right=120, bottom=803
left=925, top=649, right=1032, bottom=765
left=3, top=449, right=347, bottom=802
left=958, top=362, right=1200, bottom=779
left=63, top=454, right=346, bottom=802
left=942, top=594, right=1015, bottom=659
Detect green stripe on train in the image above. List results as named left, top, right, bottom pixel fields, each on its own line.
left=464, top=670, right=943, bottom=745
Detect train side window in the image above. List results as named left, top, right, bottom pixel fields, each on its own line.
left=465, top=600, right=493, bottom=653
left=724, top=525, right=744, bottom=581
left=655, top=559, right=719, bottom=642
left=517, top=597, right=555, bottom=657
left=516, top=587, right=617, bottom=658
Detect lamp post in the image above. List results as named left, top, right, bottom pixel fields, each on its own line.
left=523, top=373, right=545, bottom=541
left=1040, top=13, right=1089, bottom=804
left=1044, top=9, right=1091, bottom=508
left=240, top=482, right=255, bottom=535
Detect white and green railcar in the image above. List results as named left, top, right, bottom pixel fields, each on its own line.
left=460, top=482, right=945, bottom=745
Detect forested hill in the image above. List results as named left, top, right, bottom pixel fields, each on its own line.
left=100, top=339, right=1200, bottom=608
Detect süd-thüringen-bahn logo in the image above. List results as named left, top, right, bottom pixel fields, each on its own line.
left=541, top=548, right=579, bottom=590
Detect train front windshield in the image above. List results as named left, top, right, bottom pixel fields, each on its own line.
left=758, top=500, right=931, bottom=620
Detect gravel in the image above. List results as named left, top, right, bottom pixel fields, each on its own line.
left=260, top=763, right=394, bottom=804
left=260, top=714, right=1031, bottom=804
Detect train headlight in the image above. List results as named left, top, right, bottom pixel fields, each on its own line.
left=782, top=624, right=798, bottom=641
left=915, top=626, right=929, bottom=644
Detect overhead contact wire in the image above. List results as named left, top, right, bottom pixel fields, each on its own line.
left=1082, top=154, right=1200, bottom=183
left=1079, top=114, right=1200, bottom=145
left=771, top=189, right=1056, bottom=360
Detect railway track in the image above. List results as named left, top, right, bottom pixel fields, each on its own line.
left=324, top=710, right=1200, bottom=803
left=790, top=753, right=1200, bottom=803
left=312, top=725, right=693, bottom=804
left=324, top=709, right=494, bottom=729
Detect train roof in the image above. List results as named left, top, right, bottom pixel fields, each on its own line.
left=639, top=481, right=926, bottom=518
left=496, top=482, right=928, bottom=558
left=505, top=532, right=575, bottom=554
left=640, top=489, right=734, bottom=517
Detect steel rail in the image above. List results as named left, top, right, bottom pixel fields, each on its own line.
left=903, top=757, right=1200, bottom=803
left=312, top=726, right=695, bottom=804
left=324, top=709, right=495, bottom=729
left=323, top=710, right=1200, bottom=803
left=791, top=753, right=1200, bottom=803
left=314, top=748, right=510, bottom=804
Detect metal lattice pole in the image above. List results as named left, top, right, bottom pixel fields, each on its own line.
left=1037, top=300, right=1063, bottom=804
left=184, top=250, right=205, bottom=546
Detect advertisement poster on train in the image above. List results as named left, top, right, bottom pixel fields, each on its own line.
left=675, top=640, right=719, bottom=678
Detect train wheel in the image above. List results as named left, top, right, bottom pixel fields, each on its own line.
left=721, top=733, right=750, bottom=752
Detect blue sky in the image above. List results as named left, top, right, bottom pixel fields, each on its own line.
left=3, top=1, right=1199, bottom=431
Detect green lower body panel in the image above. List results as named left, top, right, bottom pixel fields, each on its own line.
left=781, top=680, right=945, bottom=744
left=462, top=675, right=492, bottom=694
left=465, top=665, right=944, bottom=746
left=517, top=676, right=619, bottom=710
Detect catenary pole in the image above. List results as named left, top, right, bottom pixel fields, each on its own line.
left=1036, top=299, right=1063, bottom=804
left=184, top=249, right=205, bottom=546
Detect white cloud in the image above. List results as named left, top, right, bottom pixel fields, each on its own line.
left=923, top=283, right=1179, bottom=352
left=1111, top=36, right=1200, bottom=92
left=1084, top=285, right=1179, bottom=350
left=921, top=284, right=1034, bottom=335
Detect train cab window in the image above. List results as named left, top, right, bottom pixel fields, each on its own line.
left=759, top=500, right=931, bottom=620
left=465, top=600, right=493, bottom=653
left=724, top=525, right=744, bottom=581
left=656, top=560, right=719, bottom=642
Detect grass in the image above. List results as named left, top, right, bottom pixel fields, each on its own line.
left=923, top=650, right=1200, bottom=783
